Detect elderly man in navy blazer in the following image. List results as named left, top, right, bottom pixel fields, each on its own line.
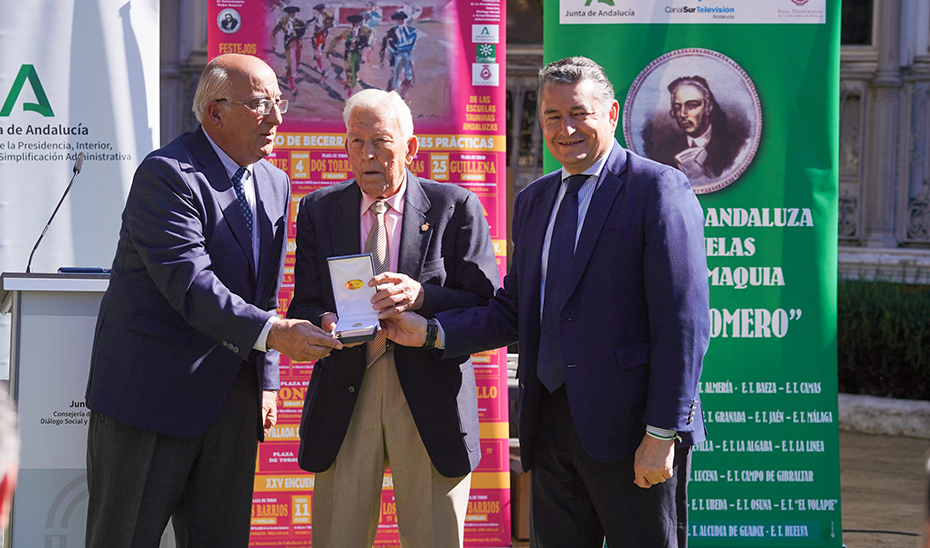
left=287, top=89, right=499, bottom=548
left=84, top=54, right=341, bottom=548
left=384, top=56, right=710, bottom=547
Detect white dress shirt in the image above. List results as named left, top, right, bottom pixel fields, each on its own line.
left=203, top=127, right=276, bottom=353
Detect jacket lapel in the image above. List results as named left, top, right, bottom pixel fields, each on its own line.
left=524, top=172, right=562, bottom=326
left=192, top=127, right=257, bottom=277
left=397, top=170, right=432, bottom=278
left=329, top=182, right=363, bottom=257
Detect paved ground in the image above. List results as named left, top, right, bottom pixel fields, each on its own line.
left=840, top=431, right=927, bottom=548
left=513, top=431, right=929, bottom=548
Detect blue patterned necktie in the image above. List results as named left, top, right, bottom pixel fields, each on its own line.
left=231, top=167, right=253, bottom=238
left=537, top=174, right=588, bottom=393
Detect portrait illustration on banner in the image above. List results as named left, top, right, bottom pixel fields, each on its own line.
left=623, top=48, right=762, bottom=194
left=218, top=8, right=242, bottom=33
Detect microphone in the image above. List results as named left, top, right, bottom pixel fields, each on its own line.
left=25, top=152, right=85, bottom=273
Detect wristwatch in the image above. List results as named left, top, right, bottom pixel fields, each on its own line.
left=423, top=318, right=439, bottom=348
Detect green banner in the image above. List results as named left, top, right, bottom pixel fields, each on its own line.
left=544, top=1, right=841, bottom=546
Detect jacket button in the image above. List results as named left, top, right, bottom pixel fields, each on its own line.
left=687, top=418, right=693, bottom=424
left=348, top=386, right=356, bottom=394
left=567, top=317, right=573, bottom=321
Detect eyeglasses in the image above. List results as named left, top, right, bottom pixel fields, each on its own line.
left=217, top=98, right=289, bottom=116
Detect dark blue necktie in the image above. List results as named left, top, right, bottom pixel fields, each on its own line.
left=231, top=167, right=253, bottom=238
left=537, top=174, right=588, bottom=393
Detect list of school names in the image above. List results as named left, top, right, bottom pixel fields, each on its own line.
left=688, top=377, right=838, bottom=540
left=689, top=205, right=840, bottom=543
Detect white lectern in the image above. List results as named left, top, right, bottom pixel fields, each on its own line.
left=0, top=272, right=108, bottom=547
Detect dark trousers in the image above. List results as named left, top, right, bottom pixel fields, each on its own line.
left=85, top=364, right=260, bottom=548
left=529, top=387, right=691, bottom=548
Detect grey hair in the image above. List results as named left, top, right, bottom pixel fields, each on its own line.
left=343, top=89, right=414, bottom=139
left=192, top=62, right=232, bottom=123
left=0, top=390, right=18, bottom=473
left=537, top=56, right=616, bottom=114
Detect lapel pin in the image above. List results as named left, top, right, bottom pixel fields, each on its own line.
left=420, top=222, right=430, bottom=232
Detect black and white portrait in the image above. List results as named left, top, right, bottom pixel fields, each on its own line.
left=218, top=9, right=241, bottom=34
left=623, top=48, right=762, bottom=194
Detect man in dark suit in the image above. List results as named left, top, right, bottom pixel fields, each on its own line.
left=287, top=89, right=499, bottom=548
left=84, top=54, right=341, bottom=548
left=221, top=12, right=239, bottom=32
left=652, top=75, right=742, bottom=180
left=384, top=56, right=710, bottom=547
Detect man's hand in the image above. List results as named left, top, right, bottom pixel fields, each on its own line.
left=633, top=434, right=675, bottom=489
left=267, top=318, right=342, bottom=362
left=321, top=312, right=338, bottom=333
left=321, top=312, right=365, bottom=348
left=369, top=272, right=424, bottom=319
left=380, top=311, right=429, bottom=347
left=261, top=390, right=278, bottom=438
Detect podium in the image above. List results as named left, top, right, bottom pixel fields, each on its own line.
left=0, top=272, right=108, bottom=547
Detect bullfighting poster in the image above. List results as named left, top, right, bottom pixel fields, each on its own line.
left=208, top=1, right=510, bottom=546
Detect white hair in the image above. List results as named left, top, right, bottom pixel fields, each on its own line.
left=192, top=62, right=232, bottom=123
left=343, top=89, right=414, bottom=139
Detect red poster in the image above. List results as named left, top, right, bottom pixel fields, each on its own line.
left=209, top=1, right=510, bottom=545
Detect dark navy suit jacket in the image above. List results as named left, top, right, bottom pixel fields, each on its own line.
left=287, top=172, right=500, bottom=478
left=85, top=127, right=290, bottom=440
left=437, top=142, right=710, bottom=471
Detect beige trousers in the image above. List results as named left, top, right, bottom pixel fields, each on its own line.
left=311, top=349, right=471, bottom=548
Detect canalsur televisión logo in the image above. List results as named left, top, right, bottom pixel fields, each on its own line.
left=665, top=0, right=736, bottom=17
left=1, top=64, right=54, bottom=117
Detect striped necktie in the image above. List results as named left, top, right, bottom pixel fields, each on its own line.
left=365, top=200, right=389, bottom=367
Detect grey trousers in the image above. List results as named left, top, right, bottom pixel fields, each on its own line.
left=85, top=364, right=260, bottom=548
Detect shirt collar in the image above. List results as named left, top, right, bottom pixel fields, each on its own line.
left=203, top=125, right=254, bottom=180
left=688, top=124, right=713, bottom=149
left=360, top=172, right=407, bottom=217
left=560, top=139, right=615, bottom=182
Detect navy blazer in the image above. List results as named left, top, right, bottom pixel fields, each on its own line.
left=86, top=127, right=290, bottom=439
left=287, top=172, right=500, bottom=478
left=437, top=143, right=710, bottom=471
